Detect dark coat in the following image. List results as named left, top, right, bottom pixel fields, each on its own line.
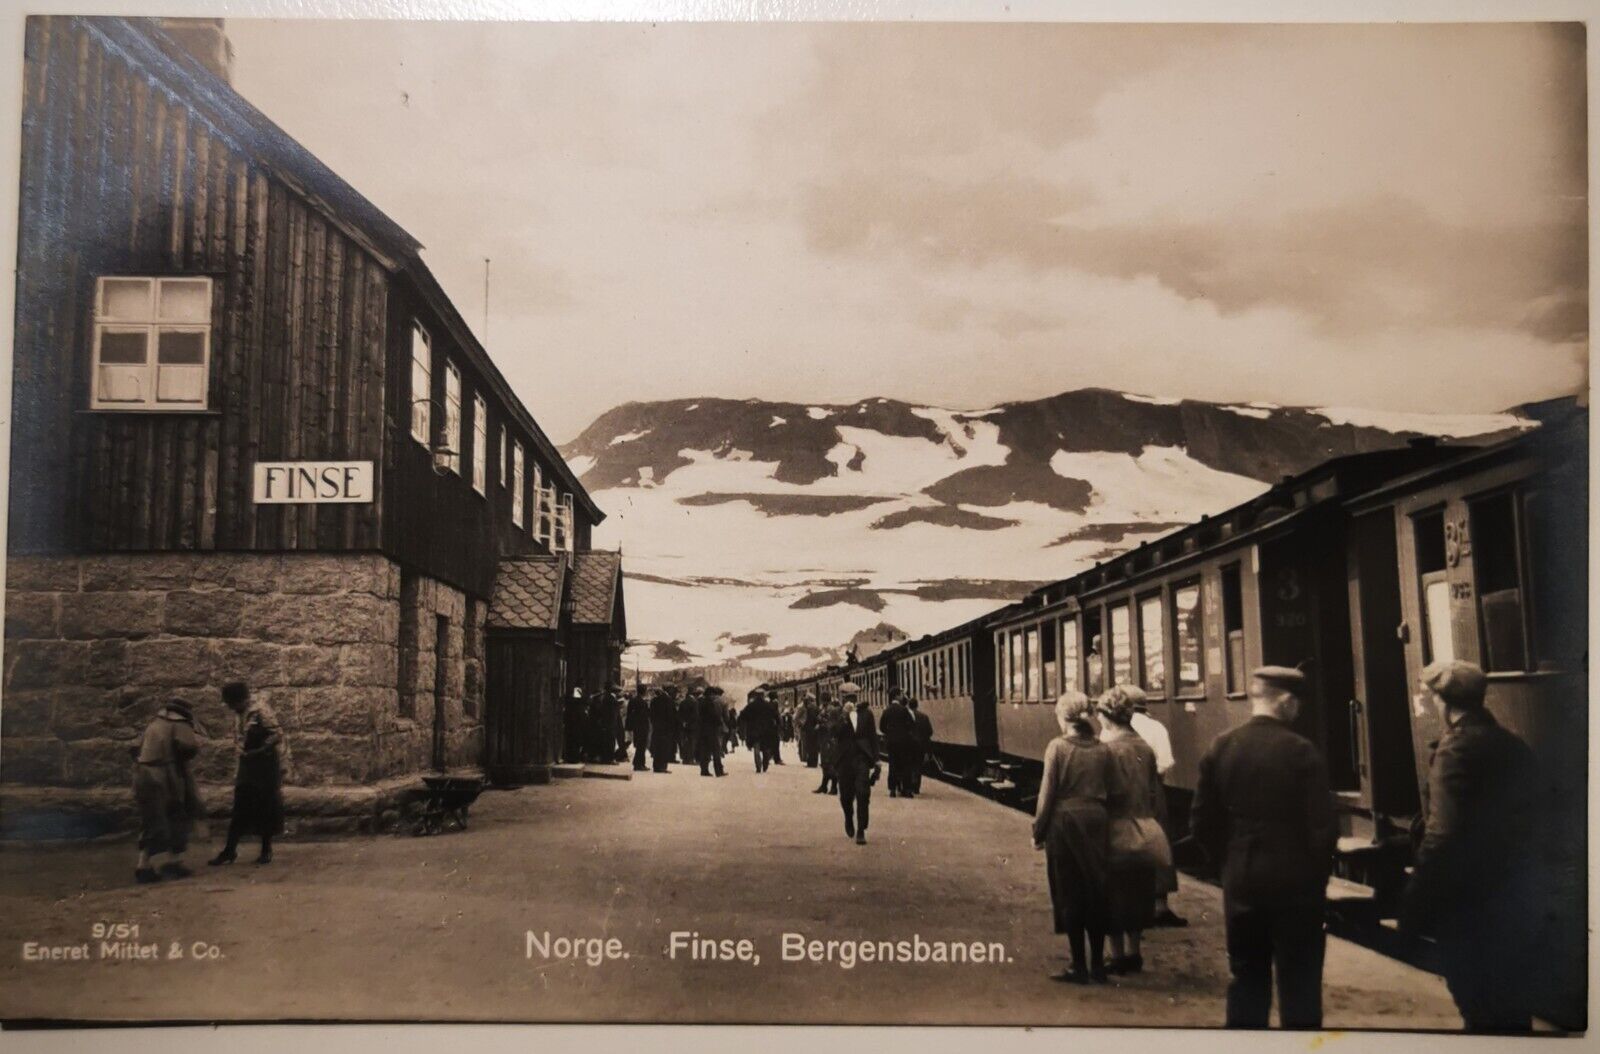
left=911, top=709, right=934, bottom=745
left=1402, top=708, right=1537, bottom=934
left=696, top=695, right=725, bottom=748
left=741, top=697, right=779, bottom=740
left=1190, top=715, right=1336, bottom=905
left=648, top=694, right=678, bottom=753
left=625, top=694, right=651, bottom=736
left=834, top=704, right=879, bottom=780
left=879, top=701, right=915, bottom=745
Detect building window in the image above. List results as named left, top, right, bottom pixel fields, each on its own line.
left=91, top=276, right=212, bottom=410
left=536, top=478, right=554, bottom=548
left=409, top=325, right=432, bottom=444
left=555, top=491, right=573, bottom=553
left=471, top=394, right=488, bottom=495
left=1109, top=603, right=1133, bottom=687
left=1139, top=593, right=1166, bottom=695
left=441, top=361, right=462, bottom=474
left=499, top=425, right=508, bottom=486
left=1221, top=565, right=1245, bottom=695
left=1172, top=580, right=1205, bottom=696
left=511, top=441, right=525, bottom=527
left=1060, top=617, right=1080, bottom=695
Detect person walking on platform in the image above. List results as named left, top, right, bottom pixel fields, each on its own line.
left=696, top=687, right=727, bottom=777
left=677, top=688, right=698, bottom=765
left=908, top=697, right=933, bottom=795
left=834, top=684, right=878, bottom=845
left=131, top=699, right=203, bottom=884
left=742, top=690, right=779, bottom=773
left=879, top=689, right=916, bottom=798
left=800, top=695, right=820, bottom=767
left=563, top=687, right=588, bottom=764
left=209, top=682, right=285, bottom=867
left=626, top=686, right=652, bottom=772
left=1400, top=660, right=1538, bottom=1033
left=1032, top=690, right=1119, bottom=984
left=1191, top=666, right=1336, bottom=1030
left=649, top=686, right=678, bottom=773
left=1097, top=685, right=1172, bottom=975
left=814, top=699, right=841, bottom=794
left=766, top=690, right=786, bottom=764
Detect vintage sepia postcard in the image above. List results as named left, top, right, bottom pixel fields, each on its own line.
left=0, top=5, right=1589, bottom=1041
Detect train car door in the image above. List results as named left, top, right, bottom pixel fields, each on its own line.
left=1345, top=509, right=1421, bottom=821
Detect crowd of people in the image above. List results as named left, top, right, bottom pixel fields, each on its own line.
left=1032, top=659, right=1540, bottom=1033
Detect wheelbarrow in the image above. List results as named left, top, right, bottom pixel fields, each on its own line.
left=409, top=774, right=485, bottom=836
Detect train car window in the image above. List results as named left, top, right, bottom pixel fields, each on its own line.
left=1470, top=492, right=1528, bottom=673
left=1041, top=619, right=1059, bottom=700
left=1085, top=610, right=1105, bottom=695
left=1139, top=593, right=1167, bottom=694
left=1172, top=581, right=1205, bottom=696
left=1009, top=631, right=1025, bottom=701
left=1020, top=626, right=1036, bottom=701
left=1523, top=488, right=1584, bottom=670
left=1221, top=565, right=1244, bottom=695
left=1109, top=604, right=1133, bottom=687
left=1060, top=617, right=1080, bottom=695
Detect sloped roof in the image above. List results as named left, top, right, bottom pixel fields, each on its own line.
left=489, top=556, right=565, bottom=631
left=570, top=551, right=623, bottom=626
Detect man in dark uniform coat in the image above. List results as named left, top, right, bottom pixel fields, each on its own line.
left=765, top=690, right=786, bottom=764
left=741, top=690, right=779, bottom=773
left=908, top=697, right=933, bottom=796
left=626, top=687, right=652, bottom=772
left=1400, top=660, right=1538, bottom=1032
left=879, top=689, right=916, bottom=798
left=1191, top=666, right=1336, bottom=1030
left=800, top=697, right=821, bottom=767
left=648, top=687, right=678, bottom=773
left=677, top=689, right=699, bottom=764
left=696, top=687, right=727, bottom=777
left=834, top=685, right=878, bottom=845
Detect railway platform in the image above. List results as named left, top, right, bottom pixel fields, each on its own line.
left=1, top=746, right=1462, bottom=1028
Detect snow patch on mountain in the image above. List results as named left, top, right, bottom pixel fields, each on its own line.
left=1312, top=406, right=1535, bottom=437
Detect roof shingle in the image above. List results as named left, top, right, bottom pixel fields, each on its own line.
left=489, top=556, right=564, bottom=631
left=570, top=551, right=622, bottom=626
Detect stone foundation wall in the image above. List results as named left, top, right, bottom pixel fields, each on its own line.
left=1, top=553, right=485, bottom=835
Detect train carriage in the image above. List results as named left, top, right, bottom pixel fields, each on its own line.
left=890, top=614, right=1006, bottom=773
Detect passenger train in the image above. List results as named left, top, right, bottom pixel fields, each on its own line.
left=768, top=403, right=1587, bottom=1028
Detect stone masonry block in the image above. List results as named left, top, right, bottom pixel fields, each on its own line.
left=6, top=557, right=81, bottom=593
left=59, top=591, right=163, bottom=640
left=338, top=643, right=399, bottom=689
left=4, top=592, right=60, bottom=639
left=163, top=589, right=244, bottom=637
left=279, top=644, right=342, bottom=687
left=5, top=639, right=89, bottom=692
left=0, top=689, right=54, bottom=738
left=122, top=638, right=214, bottom=688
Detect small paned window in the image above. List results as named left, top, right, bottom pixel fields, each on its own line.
left=471, top=394, right=488, bottom=495
left=92, top=277, right=212, bottom=410
left=410, top=325, right=431, bottom=444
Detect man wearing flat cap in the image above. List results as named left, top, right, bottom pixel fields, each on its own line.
left=1401, top=659, right=1537, bottom=1032
left=1191, top=665, right=1336, bottom=1030
left=696, top=686, right=727, bottom=777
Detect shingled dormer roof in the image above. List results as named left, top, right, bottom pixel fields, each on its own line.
left=488, top=556, right=565, bottom=631
left=570, top=550, right=623, bottom=627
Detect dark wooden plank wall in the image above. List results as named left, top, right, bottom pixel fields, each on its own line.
left=12, top=18, right=388, bottom=555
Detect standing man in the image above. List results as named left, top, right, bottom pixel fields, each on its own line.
left=563, top=687, right=588, bottom=764
left=879, top=689, right=915, bottom=798
left=766, top=690, right=786, bottom=764
left=834, top=684, right=878, bottom=845
left=1190, top=666, right=1335, bottom=1030
left=209, top=682, right=285, bottom=867
left=800, top=694, right=820, bottom=767
left=677, top=687, right=699, bottom=765
left=1400, top=660, right=1538, bottom=1032
left=131, top=698, right=202, bottom=883
left=696, top=687, right=727, bottom=778
left=649, top=686, right=678, bottom=773
left=741, top=689, right=776, bottom=773
left=626, top=686, right=652, bottom=772
left=908, top=697, right=933, bottom=796
left=1126, top=691, right=1185, bottom=927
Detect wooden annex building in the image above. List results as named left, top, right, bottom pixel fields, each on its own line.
left=2, top=16, right=625, bottom=832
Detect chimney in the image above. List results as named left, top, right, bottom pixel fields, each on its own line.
left=156, top=18, right=234, bottom=85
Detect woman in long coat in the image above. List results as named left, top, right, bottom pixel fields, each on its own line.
left=132, top=699, right=203, bottom=883
left=1032, top=690, right=1122, bottom=983
left=1098, top=685, right=1171, bottom=975
left=209, top=681, right=284, bottom=866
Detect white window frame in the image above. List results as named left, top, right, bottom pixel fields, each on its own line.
left=410, top=325, right=432, bottom=445
left=471, top=393, right=488, bottom=495
left=91, top=276, right=213, bottom=411
left=442, top=361, right=462, bottom=474
left=555, top=491, right=574, bottom=552
left=531, top=463, right=545, bottom=541
left=499, top=425, right=508, bottom=486
left=511, top=441, right=525, bottom=527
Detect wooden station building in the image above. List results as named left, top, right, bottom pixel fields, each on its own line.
left=3, top=16, right=626, bottom=832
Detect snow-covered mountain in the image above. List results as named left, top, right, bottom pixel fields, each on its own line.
left=562, top=388, right=1536, bottom=674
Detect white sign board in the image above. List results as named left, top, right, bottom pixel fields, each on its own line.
left=252, top=461, right=374, bottom=504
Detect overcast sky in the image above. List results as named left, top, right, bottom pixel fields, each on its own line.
left=229, top=21, right=1588, bottom=442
